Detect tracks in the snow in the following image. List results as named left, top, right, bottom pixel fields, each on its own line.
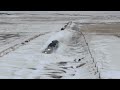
left=33, top=21, right=101, bottom=79
left=80, top=31, right=101, bottom=79
left=0, top=32, right=50, bottom=57
left=0, top=21, right=101, bottom=79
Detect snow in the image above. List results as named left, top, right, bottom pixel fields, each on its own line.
left=0, top=11, right=120, bottom=79
left=89, top=32, right=120, bottom=79
left=0, top=21, right=98, bottom=79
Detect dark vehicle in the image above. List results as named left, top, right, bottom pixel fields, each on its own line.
left=61, top=27, right=64, bottom=30
left=61, top=22, right=69, bottom=30
left=42, top=40, right=59, bottom=54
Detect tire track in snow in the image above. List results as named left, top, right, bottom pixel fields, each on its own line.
left=0, top=32, right=51, bottom=58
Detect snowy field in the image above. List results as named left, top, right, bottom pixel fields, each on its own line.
left=0, top=11, right=120, bottom=79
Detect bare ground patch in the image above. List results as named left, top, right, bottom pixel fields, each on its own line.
left=80, top=23, right=120, bottom=35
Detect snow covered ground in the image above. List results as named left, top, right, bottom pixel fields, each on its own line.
left=0, top=11, right=120, bottom=79
left=90, top=35, right=120, bottom=79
